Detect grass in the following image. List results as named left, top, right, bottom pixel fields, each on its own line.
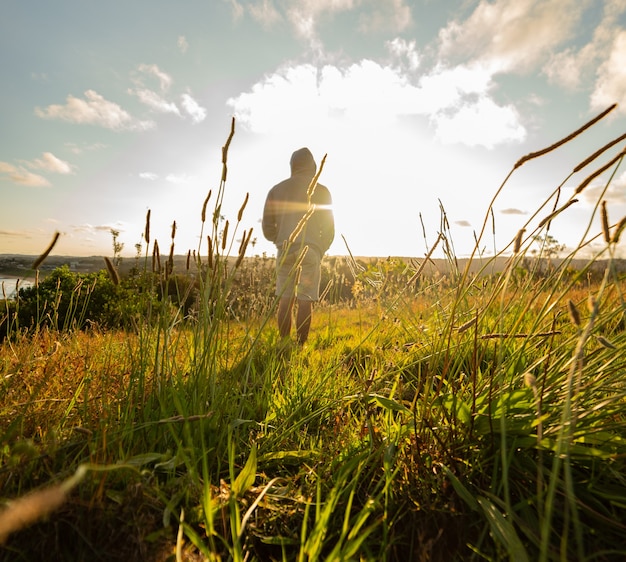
left=1, top=111, right=626, bottom=560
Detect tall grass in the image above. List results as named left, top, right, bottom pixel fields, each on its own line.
left=1, top=111, right=626, bottom=560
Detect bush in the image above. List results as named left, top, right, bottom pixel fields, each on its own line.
left=8, top=266, right=151, bottom=334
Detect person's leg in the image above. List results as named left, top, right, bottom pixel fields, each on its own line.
left=277, top=296, right=295, bottom=339
left=295, top=299, right=312, bottom=345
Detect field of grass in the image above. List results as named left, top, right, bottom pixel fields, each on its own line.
left=2, top=113, right=626, bottom=561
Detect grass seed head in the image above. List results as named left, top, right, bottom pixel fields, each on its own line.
left=32, top=231, right=61, bottom=270
left=575, top=150, right=626, bottom=195
left=152, top=240, right=161, bottom=273
left=513, top=229, right=525, bottom=254
left=201, top=190, right=212, bottom=223
left=567, top=299, right=581, bottom=327
left=611, top=216, right=626, bottom=244
left=237, top=192, right=249, bottom=222
left=601, top=201, right=611, bottom=244
left=0, top=486, right=68, bottom=544
left=222, top=220, right=229, bottom=251
left=524, top=372, right=537, bottom=389
left=144, top=209, right=151, bottom=244
left=588, top=294, right=598, bottom=314
left=103, top=256, right=120, bottom=285
left=596, top=335, right=617, bottom=349
left=514, top=104, right=617, bottom=169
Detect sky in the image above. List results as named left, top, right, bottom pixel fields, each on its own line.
left=1, top=0, right=625, bottom=261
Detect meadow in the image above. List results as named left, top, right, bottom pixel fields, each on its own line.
left=2, top=112, right=626, bottom=561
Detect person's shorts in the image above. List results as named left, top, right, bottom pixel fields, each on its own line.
left=275, top=245, right=322, bottom=302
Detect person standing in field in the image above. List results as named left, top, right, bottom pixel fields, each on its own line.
left=262, top=147, right=335, bottom=346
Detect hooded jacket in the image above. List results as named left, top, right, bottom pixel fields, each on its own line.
left=262, top=148, right=334, bottom=255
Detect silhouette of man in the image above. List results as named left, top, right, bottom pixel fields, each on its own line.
left=262, top=147, right=334, bottom=345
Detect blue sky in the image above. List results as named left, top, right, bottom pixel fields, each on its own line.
left=1, top=0, right=625, bottom=260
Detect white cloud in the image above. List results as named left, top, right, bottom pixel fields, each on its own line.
left=358, top=0, right=412, bottom=33
left=0, top=162, right=51, bottom=187
left=131, top=88, right=181, bottom=114
left=543, top=46, right=591, bottom=89
left=28, top=152, right=74, bottom=174
left=438, top=0, right=585, bottom=73
left=543, top=1, right=626, bottom=91
left=591, top=31, right=626, bottom=114
left=583, top=170, right=626, bottom=206
left=0, top=152, right=73, bottom=186
left=227, top=0, right=245, bottom=21
left=181, top=93, right=207, bottom=123
left=64, top=142, right=107, bottom=154
left=285, top=0, right=355, bottom=39
left=241, top=0, right=411, bottom=41
left=432, top=96, right=526, bottom=148
left=35, top=90, right=154, bottom=131
left=71, top=223, right=127, bottom=236
left=386, top=38, right=420, bottom=71
left=165, top=173, right=195, bottom=184
left=248, top=0, right=282, bottom=27
left=416, top=64, right=493, bottom=112
left=137, top=63, right=173, bottom=92
left=228, top=58, right=524, bottom=147
left=139, top=172, right=159, bottom=180
left=129, top=64, right=181, bottom=114
left=177, top=35, right=189, bottom=53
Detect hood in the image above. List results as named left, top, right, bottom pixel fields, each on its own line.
left=290, top=147, right=316, bottom=176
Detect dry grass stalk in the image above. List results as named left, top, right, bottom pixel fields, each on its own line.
left=237, top=192, right=249, bottom=222
left=537, top=199, right=578, bottom=228
left=171, top=220, right=177, bottom=241
left=144, top=209, right=151, bottom=245
left=186, top=250, right=191, bottom=271
left=235, top=228, right=254, bottom=268
left=201, top=190, right=212, bottom=223
left=288, top=206, right=315, bottom=245
left=407, top=233, right=443, bottom=285
left=207, top=236, right=213, bottom=269
left=573, top=132, right=626, bottom=173
left=601, top=201, right=611, bottom=244
left=514, top=104, right=617, bottom=169
left=32, top=231, right=61, bottom=270
left=480, top=331, right=561, bottom=339
left=575, top=149, right=626, bottom=195
left=103, top=256, right=120, bottom=286
left=307, top=153, right=327, bottom=201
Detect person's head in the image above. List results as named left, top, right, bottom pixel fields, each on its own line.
left=290, top=147, right=316, bottom=176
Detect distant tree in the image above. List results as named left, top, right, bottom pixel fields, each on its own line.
left=111, top=229, right=124, bottom=266
left=531, top=234, right=565, bottom=272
